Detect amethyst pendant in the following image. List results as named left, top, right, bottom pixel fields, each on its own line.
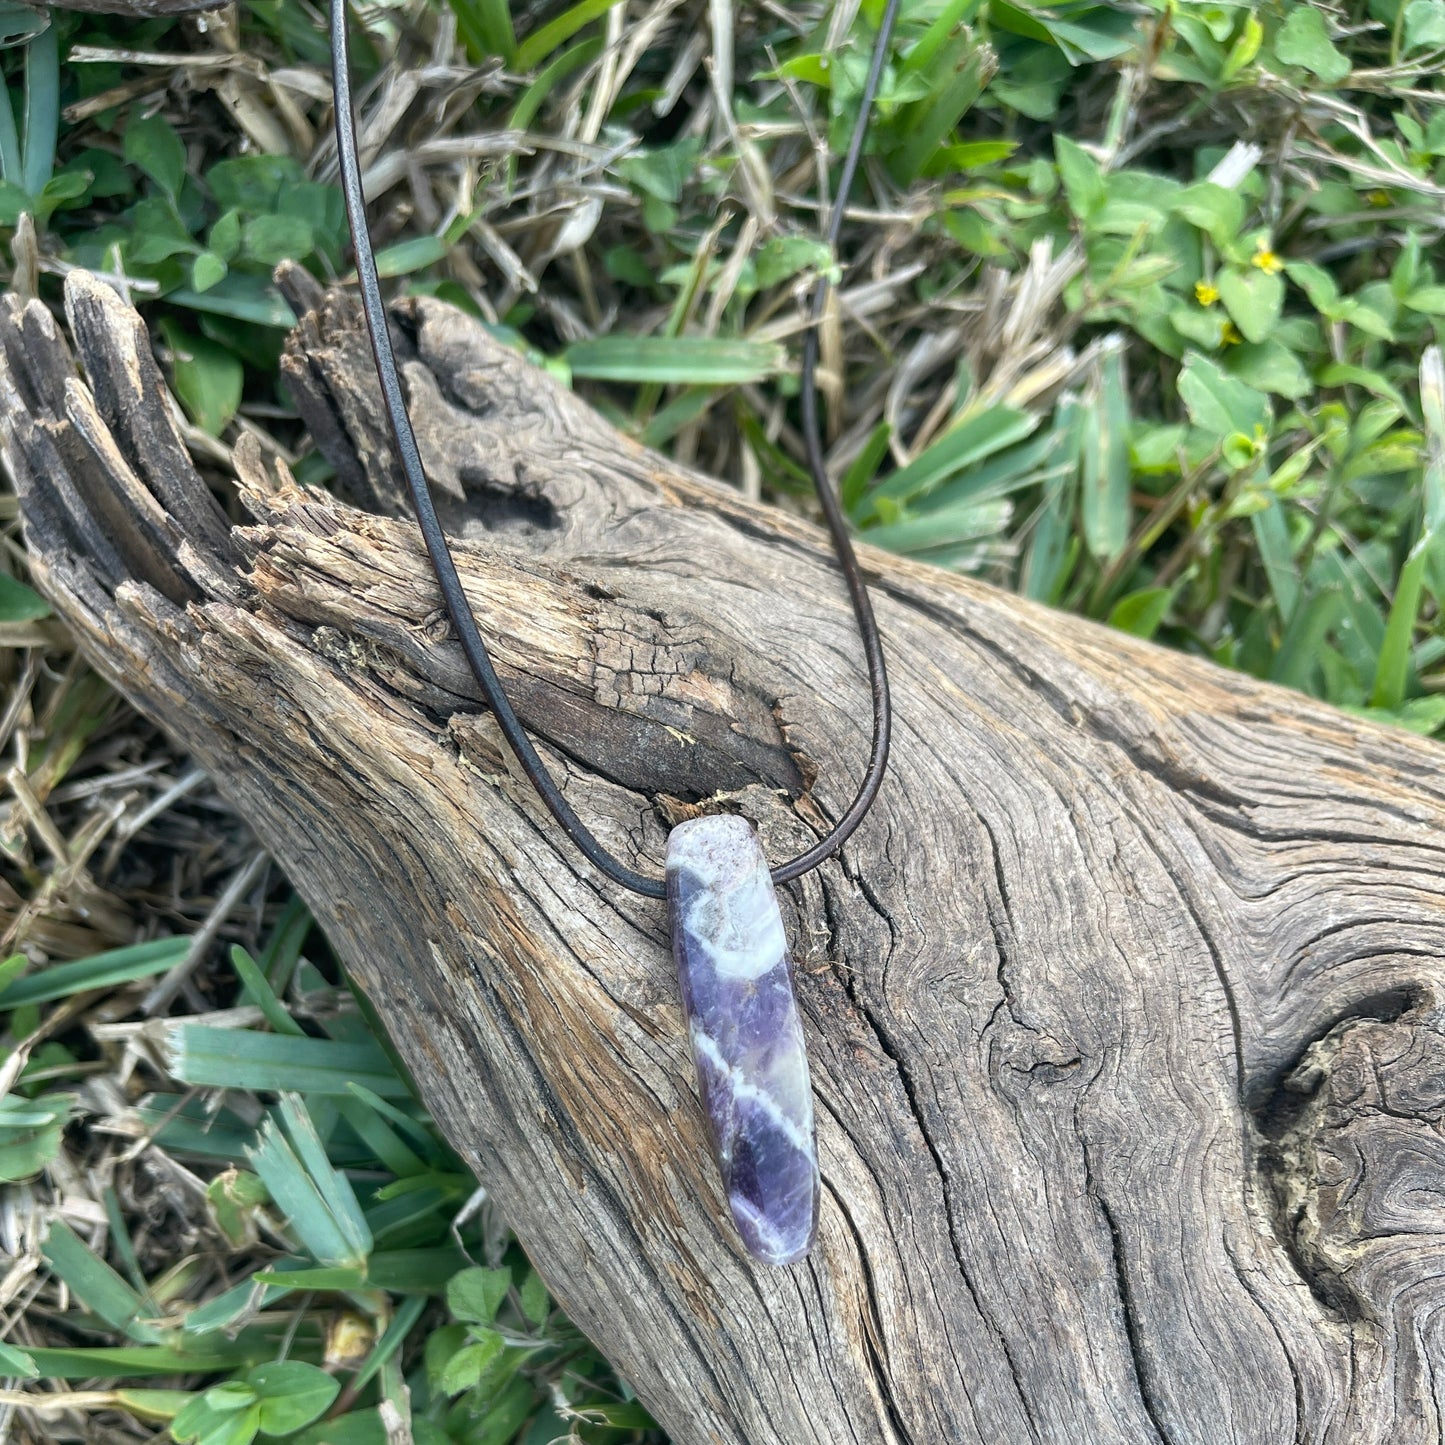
left=666, top=814, right=819, bottom=1266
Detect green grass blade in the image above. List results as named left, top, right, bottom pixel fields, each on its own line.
left=0, top=81, right=21, bottom=188
left=166, top=1027, right=407, bottom=1097
left=252, top=1265, right=366, bottom=1290
left=864, top=499, right=1010, bottom=555
left=841, top=421, right=893, bottom=517
left=0, top=936, right=189, bottom=1008
left=1420, top=346, right=1445, bottom=598
left=449, top=0, right=517, bottom=64
left=0, top=1340, right=39, bottom=1378
left=228, top=947, right=303, bottom=1036
left=41, top=1220, right=163, bottom=1343
left=19, top=1342, right=262, bottom=1378
left=182, top=1277, right=290, bottom=1336
left=890, top=41, right=993, bottom=185
left=515, top=0, right=623, bottom=71
left=277, top=1095, right=373, bottom=1261
left=509, top=36, right=602, bottom=132
left=347, top=1293, right=426, bottom=1395
left=861, top=405, right=1038, bottom=517
left=1370, top=536, right=1429, bottom=709
left=364, top=1247, right=470, bottom=1292
left=345, top=1084, right=447, bottom=1164
left=335, top=1096, right=428, bottom=1179
left=564, top=336, right=786, bottom=384
left=21, top=19, right=58, bottom=197
left=246, top=1101, right=372, bottom=1268
left=1080, top=342, right=1131, bottom=563
left=1271, top=587, right=1344, bottom=691
left=1250, top=497, right=1299, bottom=625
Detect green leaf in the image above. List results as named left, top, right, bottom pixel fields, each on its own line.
left=206, top=1168, right=270, bottom=1249
left=123, top=113, right=186, bottom=199
left=251, top=1265, right=365, bottom=1291
left=290, top=1410, right=391, bottom=1445
left=159, top=320, right=243, bottom=436
left=1406, top=285, right=1445, bottom=316
left=0, top=1092, right=74, bottom=1182
left=241, top=212, right=314, bottom=267
left=1108, top=586, right=1174, bottom=639
left=1170, top=182, right=1243, bottom=249
left=206, top=153, right=304, bottom=211
left=890, top=43, right=993, bottom=185
left=841, top=421, right=892, bottom=516
left=1178, top=352, right=1269, bottom=442
left=168, top=276, right=297, bottom=329
left=1223, top=339, right=1310, bottom=399
left=1403, top=0, right=1445, bottom=51
left=1216, top=267, right=1283, bottom=344
left=0, top=572, right=47, bottom=622
left=1054, top=134, right=1105, bottom=220
left=249, top=1360, right=340, bottom=1434
left=1251, top=497, right=1299, bottom=623
left=210, top=208, right=242, bottom=260
left=172, top=1395, right=261, bottom=1445
left=753, top=236, right=835, bottom=290
left=518, top=1269, right=550, bottom=1326
left=438, top=1330, right=505, bottom=1395
left=204, top=1381, right=260, bottom=1415
left=1273, top=7, right=1350, bottom=84
left=564, top=336, right=785, bottom=384
left=0, top=77, right=18, bottom=187
left=447, top=1266, right=512, bottom=1325
left=1272, top=587, right=1344, bottom=690
left=190, top=252, right=228, bottom=293
left=615, top=139, right=701, bottom=207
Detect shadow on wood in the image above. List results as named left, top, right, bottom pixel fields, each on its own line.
left=4, top=269, right=1445, bottom=1444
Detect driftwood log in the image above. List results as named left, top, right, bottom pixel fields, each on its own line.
left=5, top=270, right=1445, bottom=1444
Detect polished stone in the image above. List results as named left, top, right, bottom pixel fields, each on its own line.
left=666, top=814, right=818, bottom=1265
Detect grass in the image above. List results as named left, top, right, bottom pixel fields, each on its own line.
left=1, top=0, right=1443, bottom=1441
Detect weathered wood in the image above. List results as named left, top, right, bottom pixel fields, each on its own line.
left=46, top=0, right=226, bottom=15
left=4, top=269, right=1445, bottom=1445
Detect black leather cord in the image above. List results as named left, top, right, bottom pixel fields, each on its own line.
left=330, top=0, right=897, bottom=899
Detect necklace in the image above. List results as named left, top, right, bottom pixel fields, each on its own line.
left=330, top=0, right=898, bottom=1266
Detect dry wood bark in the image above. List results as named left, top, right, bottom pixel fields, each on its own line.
left=4, top=269, right=1445, bottom=1445
left=45, top=0, right=226, bottom=15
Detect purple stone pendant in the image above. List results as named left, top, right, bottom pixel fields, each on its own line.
left=666, top=814, right=819, bottom=1266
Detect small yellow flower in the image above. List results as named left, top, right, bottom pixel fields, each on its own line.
left=1195, top=279, right=1220, bottom=306
left=1251, top=245, right=1282, bottom=274
left=1367, top=188, right=1391, bottom=207
left=1221, top=321, right=1243, bottom=345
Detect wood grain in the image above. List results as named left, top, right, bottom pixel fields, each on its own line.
left=46, top=0, right=227, bottom=14
left=4, top=270, right=1444, bottom=1444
